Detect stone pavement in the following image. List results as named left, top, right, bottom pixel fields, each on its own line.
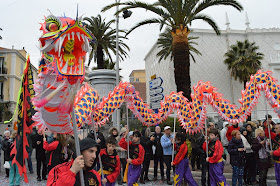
left=0, top=153, right=277, bottom=185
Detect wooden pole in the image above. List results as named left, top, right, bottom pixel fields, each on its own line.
left=172, top=109, right=177, bottom=161
left=71, top=109, right=85, bottom=186
left=205, top=116, right=208, bottom=157
left=92, top=123, right=104, bottom=180
left=126, top=103, right=130, bottom=159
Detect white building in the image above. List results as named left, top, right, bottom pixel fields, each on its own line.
left=144, top=16, right=280, bottom=122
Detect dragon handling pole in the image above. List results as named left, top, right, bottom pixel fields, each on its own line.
left=71, top=109, right=85, bottom=186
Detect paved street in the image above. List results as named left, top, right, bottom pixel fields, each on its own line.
left=0, top=152, right=277, bottom=185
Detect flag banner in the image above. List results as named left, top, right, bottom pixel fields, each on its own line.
left=10, top=55, right=35, bottom=183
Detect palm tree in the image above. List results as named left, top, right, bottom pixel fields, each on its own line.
left=157, top=27, right=201, bottom=62
left=83, top=15, right=130, bottom=68
left=102, top=0, right=243, bottom=101
left=224, top=40, right=264, bottom=89
left=92, top=58, right=117, bottom=70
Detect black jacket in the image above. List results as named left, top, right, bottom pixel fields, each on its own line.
left=190, top=132, right=202, bottom=149
left=1, top=138, right=13, bottom=161
left=34, top=134, right=46, bottom=158
left=140, top=135, right=153, bottom=159
left=228, top=137, right=246, bottom=167
left=252, top=137, right=270, bottom=169
left=153, top=132, right=163, bottom=156
left=87, top=131, right=106, bottom=149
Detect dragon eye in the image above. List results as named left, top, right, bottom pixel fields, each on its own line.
left=45, top=15, right=62, bottom=32
left=46, top=22, right=59, bottom=32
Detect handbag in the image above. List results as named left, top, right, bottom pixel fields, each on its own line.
left=3, top=161, right=10, bottom=169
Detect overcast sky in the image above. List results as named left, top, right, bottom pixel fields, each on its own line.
left=1, top=0, right=280, bottom=81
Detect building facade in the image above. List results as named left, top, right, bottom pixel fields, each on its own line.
left=129, top=69, right=147, bottom=102
left=129, top=69, right=146, bottom=83
left=0, top=47, right=38, bottom=123
left=144, top=26, right=280, bottom=122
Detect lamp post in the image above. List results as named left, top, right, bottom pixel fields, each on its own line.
left=115, top=0, right=121, bottom=132
left=115, top=0, right=132, bottom=131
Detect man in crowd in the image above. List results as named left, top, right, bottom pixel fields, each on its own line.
left=161, top=126, right=174, bottom=185
left=35, top=130, right=47, bottom=181
left=1, top=130, right=11, bottom=177
left=226, top=122, right=240, bottom=142
left=153, top=126, right=165, bottom=181
left=220, top=122, right=230, bottom=160
left=87, top=125, right=106, bottom=149
left=47, top=138, right=101, bottom=186
left=190, top=131, right=201, bottom=171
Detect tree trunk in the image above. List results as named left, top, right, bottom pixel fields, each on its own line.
left=97, top=45, right=104, bottom=69
left=172, top=27, right=191, bottom=101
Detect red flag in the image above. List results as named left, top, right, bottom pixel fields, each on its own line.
left=10, top=56, right=35, bottom=183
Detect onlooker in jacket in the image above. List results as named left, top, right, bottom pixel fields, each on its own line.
left=35, top=130, right=47, bottom=181
left=228, top=130, right=246, bottom=186
left=140, top=128, right=155, bottom=183
left=43, top=133, right=68, bottom=173
left=26, top=129, right=35, bottom=174
left=2, top=130, right=12, bottom=177
left=252, top=128, right=270, bottom=186
left=220, top=122, right=230, bottom=160
left=87, top=125, right=106, bottom=149
left=226, top=123, right=240, bottom=142
left=197, top=130, right=210, bottom=186
left=152, top=126, right=165, bottom=181
left=239, top=127, right=256, bottom=185
left=160, top=126, right=174, bottom=185
left=190, top=132, right=201, bottom=171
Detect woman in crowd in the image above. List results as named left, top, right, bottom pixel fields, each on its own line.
left=140, top=127, right=155, bottom=183
left=228, top=130, right=246, bottom=186
left=43, top=133, right=68, bottom=173
left=9, top=130, right=21, bottom=186
left=240, top=126, right=257, bottom=185
left=252, top=128, right=271, bottom=186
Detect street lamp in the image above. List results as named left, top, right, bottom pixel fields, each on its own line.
left=115, top=0, right=132, bottom=131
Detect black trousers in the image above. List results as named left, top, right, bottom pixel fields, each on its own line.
left=36, top=156, right=47, bottom=179
left=140, top=155, right=151, bottom=180
left=191, top=148, right=201, bottom=169
left=163, top=155, right=172, bottom=181
left=5, top=168, right=9, bottom=177
left=117, top=158, right=127, bottom=183
left=201, top=155, right=210, bottom=186
left=244, top=153, right=256, bottom=183
left=259, top=167, right=268, bottom=186
left=154, top=155, right=164, bottom=178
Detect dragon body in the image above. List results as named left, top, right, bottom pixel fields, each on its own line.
left=75, top=70, right=280, bottom=133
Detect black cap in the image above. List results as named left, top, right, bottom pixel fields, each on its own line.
left=80, top=138, right=100, bottom=152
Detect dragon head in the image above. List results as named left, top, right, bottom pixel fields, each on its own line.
left=39, top=13, right=94, bottom=84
